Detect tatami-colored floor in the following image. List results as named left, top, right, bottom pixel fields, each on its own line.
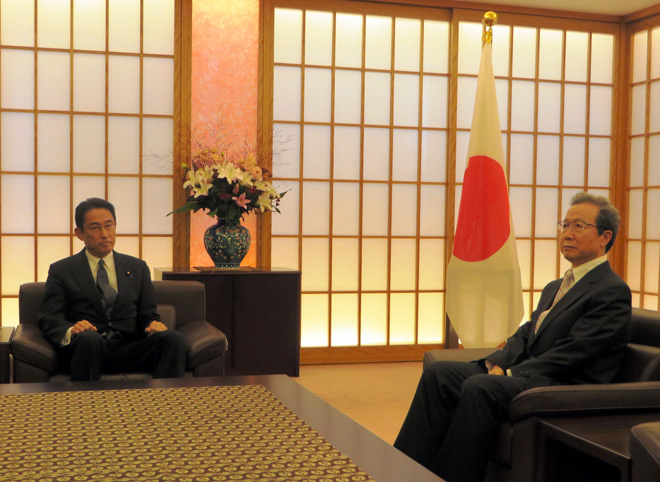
left=295, top=362, right=423, bottom=445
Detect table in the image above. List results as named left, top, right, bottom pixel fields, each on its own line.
left=0, top=375, right=443, bottom=482
left=538, top=413, right=660, bottom=482
left=0, top=326, right=13, bottom=383
left=156, top=268, right=301, bottom=377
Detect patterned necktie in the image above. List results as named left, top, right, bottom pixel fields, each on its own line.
left=535, top=269, right=575, bottom=334
left=97, top=259, right=118, bottom=317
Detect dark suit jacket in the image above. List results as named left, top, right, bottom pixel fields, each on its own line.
left=485, top=261, right=631, bottom=388
left=38, top=249, right=160, bottom=347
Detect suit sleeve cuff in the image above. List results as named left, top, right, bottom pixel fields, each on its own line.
left=506, top=368, right=513, bottom=376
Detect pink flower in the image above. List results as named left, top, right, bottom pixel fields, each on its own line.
left=233, top=193, right=251, bottom=208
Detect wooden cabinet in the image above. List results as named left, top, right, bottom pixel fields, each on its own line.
left=156, top=268, right=301, bottom=377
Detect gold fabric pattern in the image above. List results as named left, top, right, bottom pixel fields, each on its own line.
left=0, top=385, right=374, bottom=482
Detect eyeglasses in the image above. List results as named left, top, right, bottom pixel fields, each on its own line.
left=557, top=221, right=598, bottom=233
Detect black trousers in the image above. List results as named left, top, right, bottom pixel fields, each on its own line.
left=394, top=361, right=527, bottom=482
left=61, top=329, right=186, bottom=381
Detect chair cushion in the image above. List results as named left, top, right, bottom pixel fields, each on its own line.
left=178, top=320, right=228, bottom=369
left=630, top=422, right=660, bottom=482
left=615, top=344, right=660, bottom=382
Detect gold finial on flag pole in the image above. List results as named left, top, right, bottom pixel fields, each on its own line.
left=482, top=11, right=497, bottom=45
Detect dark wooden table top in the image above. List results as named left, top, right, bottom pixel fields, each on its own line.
left=1, top=375, right=444, bottom=482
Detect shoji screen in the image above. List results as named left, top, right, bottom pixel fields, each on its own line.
left=0, top=0, right=176, bottom=327
left=628, top=22, right=660, bottom=310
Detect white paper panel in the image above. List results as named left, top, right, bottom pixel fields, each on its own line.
left=331, top=294, right=358, bottom=346
left=108, top=177, right=140, bottom=234
left=301, top=239, right=329, bottom=291
left=37, top=0, right=69, bottom=48
left=362, top=183, right=389, bottom=235
left=302, top=181, right=330, bottom=235
left=536, top=135, right=559, bottom=186
left=335, top=13, right=363, bottom=68
left=303, top=125, right=330, bottom=179
left=418, top=293, right=443, bottom=343
left=495, top=79, right=509, bottom=130
left=37, top=114, right=69, bottom=173
left=1, top=49, right=34, bottom=109
left=143, top=118, right=173, bottom=175
left=390, top=293, right=415, bottom=344
left=304, top=68, right=332, bottom=123
left=301, top=294, right=329, bottom=347
left=1, top=175, right=34, bottom=233
left=37, top=52, right=70, bottom=111
left=1, top=0, right=34, bottom=46
left=512, top=26, right=536, bottom=79
left=393, top=74, right=419, bottom=127
left=109, top=0, right=140, bottom=53
left=391, top=184, right=417, bottom=236
left=509, top=187, right=533, bottom=237
left=142, top=177, right=173, bottom=235
left=1, top=237, right=35, bottom=295
left=653, top=27, right=660, bottom=80
left=273, top=123, right=300, bottom=178
left=534, top=240, right=558, bottom=289
left=628, top=189, right=643, bottom=239
left=333, top=127, right=361, bottom=180
left=457, top=22, right=481, bottom=75
left=589, top=86, right=612, bottom=136
left=141, top=237, right=172, bottom=276
left=537, top=82, right=561, bottom=133
left=510, top=80, right=535, bottom=132
left=335, top=70, right=362, bottom=124
left=143, top=58, right=174, bottom=116
left=1, top=113, right=34, bottom=171
left=456, top=76, right=477, bottom=130
left=509, top=135, right=534, bottom=185
left=37, top=176, right=70, bottom=233
left=647, top=189, right=660, bottom=239
left=419, top=239, right=444, bottom=290
left=274, top=8, right=302, bottom=64
left=361, top=239, right=388, bottom=290
left=645, top=242, right=660, bottom=293
left=419, top=185, right=445, bottom=236
left=72, top=176, right=106, bottom=215
left=108, top=55, right=140, bottom=113
left=363, top=128, right=390, bottom=181
left=563, top=84, right=587, bottom=134
left=143, top=0, right=174, bottom=55
left=650, top=82, right=660, bottom=134
left=632, top=293, right=641, bottom=308
left=390, top=239, right=416, bottom=290
left=73, top=0, right=106, bottom=51
left=73, top=54, right=106, bottom=112
left=108, top=117, right=139, bottom=174
left=421, top=130, right=446, bottom=183
left=271, top=237, right=299, bottom=270
left=587, top=138, right=611, bottom=187
left=516, top=239, right=532, bottom=290
left=394, top=17, right=420, bottom=72
left=332, top=183, right=360, bottom=236
left=562, top=137, right=586, bottom=186
left=643, top=295, right=659, bottom=310
left=423, top=20, right=449, bottom=74
left=631, top=85, right=647, bottom=136
left=560, top=188, right=581, bottom=224
left=627, top=241, right=642, bottom=291
left=591, top=33, right=614, bottom=84
left=539, top=29, right=563, bottom=81
left=365, top=16, right=392, bottom=70
left=633, top=30, right=648, bottom=84
left=37, top=237, right=71, bottom=281
left=648, top=136, right=660, bottom=186
left=305, top=10, right=332, bottom=66
left=491, top=25, right=511, bottom=78
left=535, top=188, right=558, bottom=237
left=422, top=75, right=448, bottom=128
left=273, top=66, right=301, bottom=122
left=364, top=72, right=391, bottom=126
left=455, top=131, right=470, bottom=183
left=565, top=31, right=588, bottom=82
left=331, top=239, right=359, bottom=291
left=392, top=129, right=418, bottom=182
left=361, top=293, right=387, bottom=345
left=272, top=181, right=299, bottom=235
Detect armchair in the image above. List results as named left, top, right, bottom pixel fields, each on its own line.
left=423, top=307, right=660, bottom=482
left=10, top=280, right=228, bottom=382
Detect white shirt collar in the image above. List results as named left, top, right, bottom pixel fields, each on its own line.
left=572, top=254, right=608, bottom=284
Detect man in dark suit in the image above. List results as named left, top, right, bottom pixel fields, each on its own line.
left=38, top=198, right=186, bottom=381
left=393, top=192, right=631, bottom=482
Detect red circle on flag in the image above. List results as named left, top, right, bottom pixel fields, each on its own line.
left=453, top=155, right=510, bottom=262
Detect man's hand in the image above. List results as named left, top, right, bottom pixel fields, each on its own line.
left=145, top=320, right=167, bottom=336
left=488, top=364, right=505, bottom=376
left=72, top=320, right=97, bottom=336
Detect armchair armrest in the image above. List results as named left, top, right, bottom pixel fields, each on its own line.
left=10, top=324, right=58, bottom=373
left=177, top=320, right=228, bottom=369
left=508, top=382, right=660, bottom=423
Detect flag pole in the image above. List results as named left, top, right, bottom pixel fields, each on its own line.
left=482, top=11, right=497, bottom=45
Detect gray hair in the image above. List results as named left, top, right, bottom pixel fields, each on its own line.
left=569, top=192, right=620, bottom=252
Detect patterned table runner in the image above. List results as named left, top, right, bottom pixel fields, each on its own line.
left=0, top=385, right=375, bottom=481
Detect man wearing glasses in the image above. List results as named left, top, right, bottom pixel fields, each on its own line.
left=394, top=192, right=631, bottom=482
left=37, top=198, right=186, bottom=381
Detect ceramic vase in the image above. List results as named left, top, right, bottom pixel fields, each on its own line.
left=204, top=219, right=251, bottom=268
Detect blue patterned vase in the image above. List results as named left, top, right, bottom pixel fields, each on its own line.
left=204, top=220, right=251, bottom=269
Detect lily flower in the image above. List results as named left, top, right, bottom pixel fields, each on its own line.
left=233, top=193, right=251, bottom=208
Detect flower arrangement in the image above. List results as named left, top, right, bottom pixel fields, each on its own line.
left=172, top=148, right=286, bottom=226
